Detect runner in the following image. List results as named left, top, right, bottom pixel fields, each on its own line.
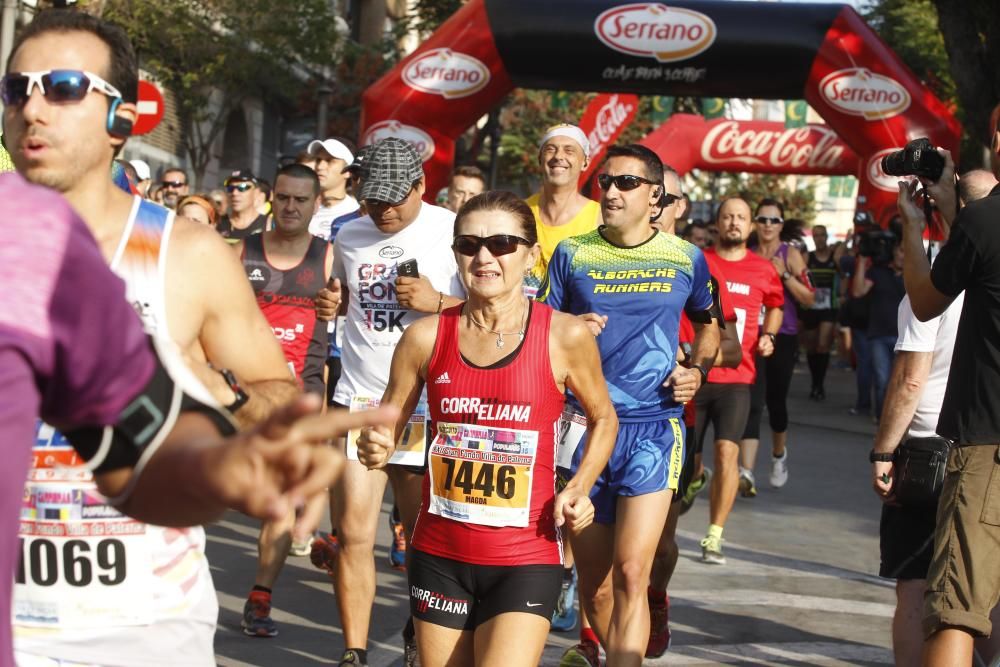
left=237, top=163, right=332, bottom=637
left=740, top=199, right=814, bottom=494
left=541, top=144, right=719, bottom=667
left=524, top=123, right=601, bottom=297
left=217, top=169, right=272, bottom=241
left=696, top=197, right=784, bottom=565
left=5, top=12, right=301, bottom=666
left=354, top=190, right=615, bottom=666
left=327, top=137, right=465, bottom=666
left=307, top=137, right=359, bottom=239
left=802, top=224, right=843, bottom=401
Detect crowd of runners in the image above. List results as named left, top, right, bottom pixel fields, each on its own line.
left=4, top=7, right=1000, bottom=667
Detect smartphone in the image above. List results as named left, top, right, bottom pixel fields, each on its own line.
left=397, top=258, right=419, bottom=278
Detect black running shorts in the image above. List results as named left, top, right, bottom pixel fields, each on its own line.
left=693, top=383, right=751, bottom=446
left=408, top=549, right=562, bottom=630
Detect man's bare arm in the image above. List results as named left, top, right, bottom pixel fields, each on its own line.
left=897, top=181, right=955, bottom=321
left=872, top=351, right=934, bottom=455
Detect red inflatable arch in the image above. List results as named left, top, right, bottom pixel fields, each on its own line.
left=361, top=0, right=960, bottom=225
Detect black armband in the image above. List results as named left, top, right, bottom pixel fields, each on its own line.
left=65, top=339, right=236, bottom=480
left=709, top=276, right=725, bottom=329
left=686, top=308, right=714, bottom=324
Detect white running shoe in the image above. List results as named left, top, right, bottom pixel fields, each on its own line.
left=738, top=467, right=757, bottom=498
left=770, top=451, right=788, bottom=488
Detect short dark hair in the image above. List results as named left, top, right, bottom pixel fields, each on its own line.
left=161, top=167, right=188, bottom=182
left=681, top=220, right=706, bottom=240
left=755, top=197, right=785, bottom=219
left=604, top=144, right=664, bottom=186
left=275, top=163, right=320, bottom=196
left=454, top=190, right=537, bottom=245
left=451, top=165, right=485, bottom=185
left=257, top=178, right=272, bottom=199
left=11, top=10, right=138, bottom=104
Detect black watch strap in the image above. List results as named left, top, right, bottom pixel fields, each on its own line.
left=869, top=449, right=894, bottom=463
left=693, top=363, right=709, bottom=384
left=219, top=368, right=249, bottom=412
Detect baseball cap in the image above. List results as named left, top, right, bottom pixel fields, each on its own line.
left=344, top=144, right=375, bottom=174
left=539, top=123, right=590, bottom=158
left=225, top=168, right=258, bottom=186
left=308, top=138, right=354, bottom=165
left=358, top=138, right=424, bottom=204
left=130, top=159, right=151, bottom=181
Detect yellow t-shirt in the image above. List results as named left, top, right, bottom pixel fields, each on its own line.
left=524, top=193, right=601, bottom=295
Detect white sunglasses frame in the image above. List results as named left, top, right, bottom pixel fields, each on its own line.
left=1, top=69, right=123, bottom=105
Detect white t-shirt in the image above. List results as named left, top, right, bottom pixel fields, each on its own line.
left=309, top=195, right=359, bottom=240
left=894, top=292, right=964, bottom=438
left=333, top=202, right=464, bottom=406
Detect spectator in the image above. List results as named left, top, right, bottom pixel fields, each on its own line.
left=129, top=159, right=151, bottom=196
left=159, top=166, right=189, bottom=209
left=444, top=165, right=486, bottom=213
left=898, top=103, right=1000, bottom=667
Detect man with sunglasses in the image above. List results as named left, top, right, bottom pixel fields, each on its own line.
left=218, top=169, right=271, bottom=241
left=540, top=144, right=719, bottom=667
left=328, top=137, right=464, bottom=667
left=3, top=11, right=300, bottom=666
left=159, top=166, right=188, bottom=209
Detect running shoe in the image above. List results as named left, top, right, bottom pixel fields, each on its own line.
left=551, top=570, right=578, bottom=632
left=337, top=650, right=368, bottom=666
left=389, top=514, right=407, bottom=570
left=289, top=538, right=312, bottom=557
left=700, top=533, right=726, bottom=565
left=738, top=467, right=757, bottom=498
left=646, top=594, right=671, bottom=658
left=559, top=640, right=601, bottom=667
left=770, top=451, right=789, bottom=488
left=310, top=532, right=339, bottom=578
left=679, top=467, right=711, bottom=515
left=815, top=386, right=826, bottom=401
left=241, top=593, right=278, bottom=638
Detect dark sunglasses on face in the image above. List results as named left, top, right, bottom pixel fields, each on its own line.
left=597, top=173, right=659, bottom=192
left=661, top=193, right=682, bottom=207
left=452, top=234, right=531, bottom=257
left=0, top=69, right=122, bottom=106
left=754, top=215, right=784, bottom=226
left=161, top=180, right=186, bottom=189
left=226, top=182, right=254, bottom=193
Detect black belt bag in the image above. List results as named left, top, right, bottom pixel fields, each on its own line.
left=894, top=436, right=952, bottom=507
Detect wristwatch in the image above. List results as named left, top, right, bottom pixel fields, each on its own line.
left=218, top=368, right=250, bottom=412
left=781, top=270, right=793, bottom=281
left=693, top=364, right=709, bottom=384
left=869, top=449, right=895, bottom=463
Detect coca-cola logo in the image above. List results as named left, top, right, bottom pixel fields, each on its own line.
left=595, top=3, right=717, bottom=63
left=820, top=68, right=911, bottom=121
left=402, top=48, right=490, bottom=99
left=588, top=95, right=635, bottom=151
left=362, top=121, right=435, bottom=162
left=700, top=121, right=848, bottom=171
left=867, top=148, right=912, bottom=192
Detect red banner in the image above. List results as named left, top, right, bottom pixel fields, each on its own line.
left=577, top=93, right=640, bottom=185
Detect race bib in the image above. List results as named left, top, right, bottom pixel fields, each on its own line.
left=556, top=409, right=587, bottom=470
left=15, top=479, right=154, bottom=629
left=813, top=287, right=832, bottom=310
left=427, top=422, right=537, bottom=528
left=346, top=395, right=428, bottom=467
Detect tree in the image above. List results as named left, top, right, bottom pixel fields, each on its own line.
left=97, top=0, right=342, bottom=186
left=687, top=171, right=818, bottom=224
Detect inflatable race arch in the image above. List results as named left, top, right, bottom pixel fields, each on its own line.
left=361, top=0, right=960, bottom=225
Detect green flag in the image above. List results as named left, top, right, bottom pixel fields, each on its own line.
left=550, top=91, right=571, bottom=111
left=828, top=176, right=843, bottom=198
left=785, top=100, right=808, bottom=128
left=701, top=97, right=726, bottom=119
left=650, top=96, right=675, bottom=124
left=842, top=176, right=857, bottom=198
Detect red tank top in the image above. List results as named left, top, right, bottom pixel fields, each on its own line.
left=412, top=301, right=566, bottom=566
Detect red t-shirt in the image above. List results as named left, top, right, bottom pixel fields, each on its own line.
left=703, top=247, right=784, bottom=385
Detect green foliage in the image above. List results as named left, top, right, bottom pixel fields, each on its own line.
left=410, top=0, right=463, bottom=35
left=689, top=172, right=818, bottom=223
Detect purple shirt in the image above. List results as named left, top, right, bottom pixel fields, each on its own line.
left=0, top=173, right=154, bottom=667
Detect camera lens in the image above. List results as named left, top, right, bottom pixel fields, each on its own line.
left=881, top=150, right=907, bottom=177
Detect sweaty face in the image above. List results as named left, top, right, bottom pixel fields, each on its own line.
left=600, top=156, right=659, bottom=234
left=454, top=209, right=538, bottom=301
left=366, top=180, right=424, bottom=234
left=754, top=204, right=783, bottom=243
left=273, top=175, right=318, bottom=235
left=716, top=199, right=752, bottom=248
left=539, top=137, right=586, bottom=187
left=313, top=149, right=347, bottom=192
left=446, top=175, right=485, bottom=213
left=5, top=31, right=128, bottom=193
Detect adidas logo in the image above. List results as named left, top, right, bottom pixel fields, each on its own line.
left=434, top=372, right=451, bottom=384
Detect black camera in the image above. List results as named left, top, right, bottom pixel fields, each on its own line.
left=858, top=229, right=896, bottom=264
left=881, top=138, right=944, bottom=182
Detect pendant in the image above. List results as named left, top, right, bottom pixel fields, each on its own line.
left=496, top=335, right=505, bottom=348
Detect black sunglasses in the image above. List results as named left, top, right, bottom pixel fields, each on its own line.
left=661, top=193, right=682, bottom=206
left=754, top=215, right=784, bottom=226
left=597, top=174, right=659, bottom=192
left=452, top=234, right=531, bottom=257
left=161, top=180, right=186, bottom=189
left=226, top=182, right=255, bottom=193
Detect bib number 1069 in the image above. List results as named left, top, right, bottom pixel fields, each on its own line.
left=16, top=537, right=126, bottom=587
left=440, top=459, right=516, bottom=500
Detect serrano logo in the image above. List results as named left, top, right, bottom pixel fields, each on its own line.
left=867, top=148, right=912, bottom=192
left=595, top=3, right=717, bottom=63
left=402, top=48, right=490, bottom=99
left=379, top=245, right=404, bottom=259
left=362, top=121, right=435, bottom=162
left=820, top=68, right=911, bottom=121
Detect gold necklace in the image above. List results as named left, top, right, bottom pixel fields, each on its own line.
left=467, top=299, right=529, bottom=349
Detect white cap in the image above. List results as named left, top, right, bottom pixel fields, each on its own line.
left=539, top=123, right=590, bottom=158
left=130, top=159, right=151, bottom=181
left=307, top=138, right=354, bottom=165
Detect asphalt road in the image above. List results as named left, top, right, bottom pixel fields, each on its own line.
left=210, top=363, right=895, bottom=666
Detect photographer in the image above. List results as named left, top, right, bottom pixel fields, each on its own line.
left=852, top=228, right=906, bottom=421
left=897, top=103, right=1000, bottom=666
